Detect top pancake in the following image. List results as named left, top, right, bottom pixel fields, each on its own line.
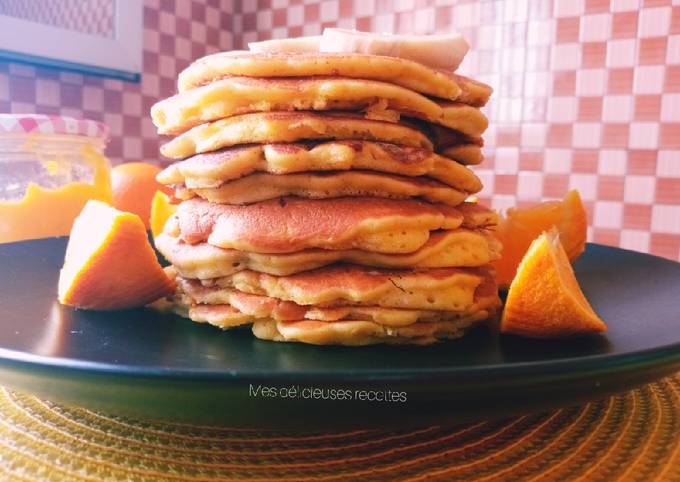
left=177, top=52, right=492, bottom=106
left=151, top=76, right=489, bottom=136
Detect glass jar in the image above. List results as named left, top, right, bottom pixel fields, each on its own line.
left=0, top=115, right=112, bottom=243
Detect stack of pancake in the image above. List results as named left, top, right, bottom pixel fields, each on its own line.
left=151, top=50, right=501, bottom=345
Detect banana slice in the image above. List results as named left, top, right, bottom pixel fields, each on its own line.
left=319, top=29, right=469, bottom=71
left=249, top=36, right=321, bottom=53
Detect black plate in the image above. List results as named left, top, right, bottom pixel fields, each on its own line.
left=0, top=237, right=679, bottom=428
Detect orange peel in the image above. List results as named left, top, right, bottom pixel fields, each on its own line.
left=58, top=200, right=175, bottom=310
left=501, top=229, right=607, bottom=338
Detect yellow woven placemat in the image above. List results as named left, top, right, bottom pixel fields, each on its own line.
left=0, top=374, right=678, bottom=481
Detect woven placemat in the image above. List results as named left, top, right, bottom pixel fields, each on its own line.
left=0, top=374, right=678, bottom=481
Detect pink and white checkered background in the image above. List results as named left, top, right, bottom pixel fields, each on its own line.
left=1, top=0, right=679, bottom=260
left=0, top=0, right=115, bottom=38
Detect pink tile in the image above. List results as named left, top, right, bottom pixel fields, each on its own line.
left=638, top=37, right=668, bottom=64
left=556, top=16, right=580, bottom=43
left=582, top=42, right=608, bottom=67
left=634, top=94, right=662, bottom=120
left=624, top=204, right=653, bottom=229
left=612, top=11, right=639, bottom=38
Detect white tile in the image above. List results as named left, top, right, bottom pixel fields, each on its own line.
left=598, top=150, right=627, bottom=175
left=660, top=94, right=680, bottom=122
left=576, top=69, right=606, bottom=96
left=122, top=92, right=142, bottom=117
left=548, top=97, right=577, bottom=122
left=580, top=14, right=611, bottom=42
left=594, top=201, right=623, bottom=229
left=320, top=0, right=339, bottom=22
left=35, top=78, right=60, bottom=107
left=525, top=72, right=551, bottom=97
left=606, top=38, right=637, bottom=67
left=573, top=123, right=602, bottom=148
left=494, top=147, right=520, bottom=173
left=517, top=172, right=544, bottom=199
left=355, top=0, right=375, bottom=17
left=554, top=0, right=584, bottom=17
left=628, top=122, right=659, bottom=149
left=611, top=0, right=640, bottom=11
left=521, top=123, right=548, bottom=147
left=256, top=10, right=272, bottom=30
left=657, top=150, right=680, bottom=177
left=551, top=43, right=581, bottom=70
left=652, top=205, right=680, bottom=234
left=122, top=137, right=142, bottom=161
left=666, top=35, right=680, bottom=64
left=633, top=65, right=665, bottom=94
left=638, top=6, right=671, bottom=38
left=527, top=20, right=553, bottom=46
left=624, top=175, right=656, bottom=203
left=82, top=85, right=103, bottom=111
left=288, top=5, right=304, bottom=26
left=620, top=229, right=651, bottom=252
left=544, top=148, right=572, bottom=173
left=602, top=95, right=633, bottom=122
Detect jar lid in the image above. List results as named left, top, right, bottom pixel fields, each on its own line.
left=0, top=114, right=108, bottom=140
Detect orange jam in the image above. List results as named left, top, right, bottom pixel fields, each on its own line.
left=0, top=116, right=112, bottom=243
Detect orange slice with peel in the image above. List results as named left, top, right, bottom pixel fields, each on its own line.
left=150, top=190, right=178, bottom=238
left=501, top=229, right=607, bottom=338
left=58, top=200, right=175, bottom=310
left=493, top=190, right=587, bottom=288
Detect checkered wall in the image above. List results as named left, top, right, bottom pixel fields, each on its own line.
left=0, top=0, right=114, bottom=38
left=0, top=0, right=679, bottom=260
left=233, top=0, right=680, bottom=261
left=0, top=0, right=234, bottom=169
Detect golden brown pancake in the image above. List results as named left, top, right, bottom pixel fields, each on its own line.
left=157, top=141, right=482, bottom=193
left=177, top=52, right=492, bottom=105
left=174, top=276, right=496, bottom=326
left=251, top=317, right=482, bottom=345
left=155, top=227, right=501, bottom=279
left=151, top=76, right=488, bottom=136
left=168, top=267, right=499, bottom=345
left=174, top=197, right=467, bottom=254
left=174, top=170, right=469, bottom=206
left=198, top=264, right=497, bottom=312
left=160, top=112, right=433, bottom=159
left=441, top=144, right=483, bottom=165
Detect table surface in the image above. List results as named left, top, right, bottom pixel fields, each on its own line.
left=0, top=372, right=677, bottom=481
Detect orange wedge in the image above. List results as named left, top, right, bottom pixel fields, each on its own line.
left=501, top=229, right=607, bottom=338
left=58, top=200, right=175, bottom=311
left=493, top=190, right=587, bottom=288
left=150, top=191, right=178, bottom=238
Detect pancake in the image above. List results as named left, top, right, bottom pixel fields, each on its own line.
left=151, top=76, right=488, bottom=136
left=157, top=141, right=482, bottom=193
left=176, top=52, right=493, bottom=106
left=196, top=264, right=496, bottom=311
left=174, top=170, right=469, bottom=206
left=154, top=227, right=501, bottom=279
left=174, top=197, right=467, bottom=254
left=174, top=277, right=496, bottom=326
left=441, top=144, right=483, bottom=165
left=251, top=317, right=482, bottom=345
left=160, top=112, right=433, bottom=159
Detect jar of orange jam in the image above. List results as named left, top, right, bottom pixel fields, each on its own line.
left=0, top=114, right=112, bottom=243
